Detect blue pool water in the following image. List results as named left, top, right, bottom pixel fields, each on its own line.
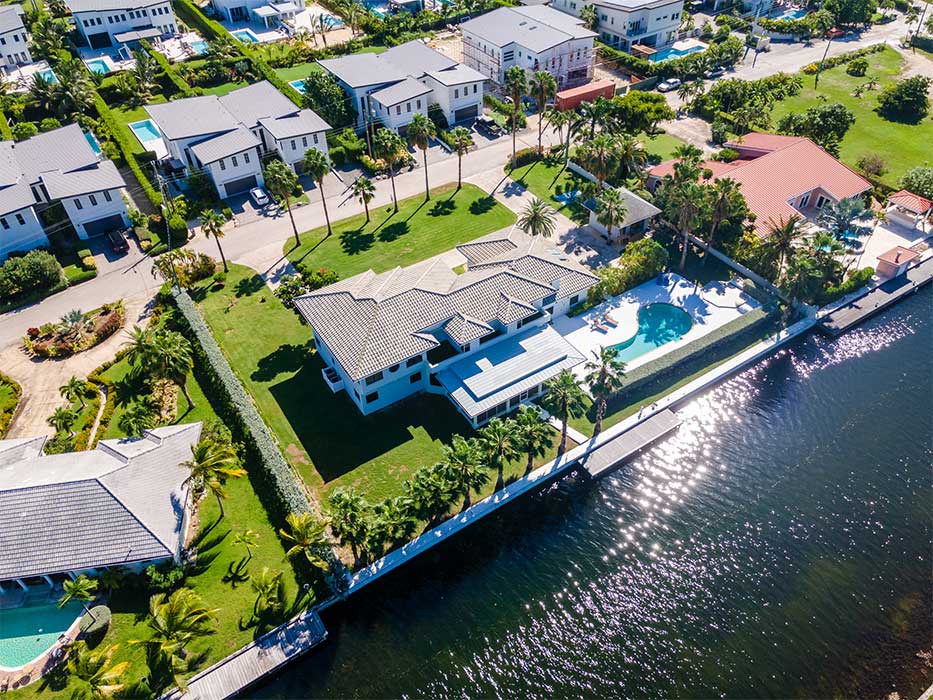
left=649, top=45, right=705, bottom=62
left=609, top=303, right=693, bottom=363
left=289, top=79, right=306, bottom=94
left=129, top=119, right=161, bottom=143
left=775, top=8, right=808, bottom=19
left=232, top=29, right=260, bottom=43
left=37, top=68, right=57, bottom=83
left=84, top=130, right=101, bottom=154
left=85, top=58, right=110, bottom=74
left=364, top=0, right=389, bottom=16
left=190, top=39, right=209, bottom=54
left=0, top=602, right=82, bottom=669
left=552, top=189, right=580, bottom=204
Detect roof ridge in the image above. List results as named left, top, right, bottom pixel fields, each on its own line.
left=94, top=477, right=176, bottom=555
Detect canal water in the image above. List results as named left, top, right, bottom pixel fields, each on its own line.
left=259, top=289, right=932, bottom=700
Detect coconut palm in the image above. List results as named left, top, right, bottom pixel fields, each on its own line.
left=595, top=187, right=628, bottom=244
left=232, top=529, right=260, bottom=561
left=368, top=496, right=417, bottom=555
left=817, top=196, right=871, bottom=240
left=373, top=128, right=405, bottom=213
left=263, top=159, right=302, bottom=246
left=450, top=126, right=473, bottom=189
left=314, top=12, right=333, bottom=47
left=545, top=108, right=571, bottom=154
left=779, top=251, right=822, bottom=315
left=615, top=134, right=648, bottom=183
left=250, top=567, right=286, bottom=618
left=150, top=329, right=196, bottom=409
left=513, top=405, right=552, bottom=475
left=503, top=65, right=528, bottom=166
left=48, top=406, right=77, bottom=435
left=440, top=434, right=488, bottom=510
left=517, top=197, right=557, bottom=238
left=67, top=641, right=129, bottom=700
left=541, top=370, right=587, bottom=455
left=119, top=400, right=158, bottom=436
left=407, top=113, right=436, bottom=201
left=701, top=177, right=744, bottom=266
left=328, top=487, right=372, bottom=565
left=60, top=376, right=89, bottom=409
left=60, top=574, right=98, bottom=613
left=350, top=175, right=375, bottom=222
left=280, top=512, right=331, bottom=572
left=764, top=215, right=803, bottom=281
left=198, top=208, right=228, bottom=272
left=123, top=324, right=155, bottom=366
left=669, top=181, right=706, bottom=271
left=577, top=133, right=619, bottom=188
left=529, top=71, right=558, bottom=154
left=576, top=95, right=613, bottom=140
left=478, top=417, right=521, bottom=491
left=136, top=587, right=216, bottom=658
left=302, top=147, right=333, bottom=237
left=585, top=346, right=627, bottom=435
left=182, top=438, right=245, bottom=520
left=580, top=2, right=598, bottom=29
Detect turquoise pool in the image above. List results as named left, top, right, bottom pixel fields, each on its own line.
left=37, top=68, right=57, bottom=83
left=0, top=601, right=81, bottom=669
left=232, top=29, right=260, bottom=43
left=649, top=44, right=706, bottom=62
left=289, top=79, right=306, bottom=94
left=86, top=58, right=110, bottom=74
left=190, top=39, right=208, bottom=54
left=774, top=7, right=808, bottom=19
left=130, top=119, right=161, bottom=143
left=608, top=303, right=693, bottom=363
left=84, top=130, right=101, bottom=154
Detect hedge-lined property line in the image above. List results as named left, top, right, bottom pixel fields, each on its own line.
left=800, top=42, right=885, bottom=74
left=0, top=371, right=22, bottom=438
left=0, top=109, right=13, bottom=141
left=85, top=351, right=123, bottom=449
left=143, top=39, right=197, bottom=98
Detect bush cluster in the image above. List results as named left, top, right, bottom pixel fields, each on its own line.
left=0, top=249, right=64, bottom=299
left=327, top=128, right=366, bottom=167
left=587, top=238, right=669, bottom=305
left=0, top=372, right=21, bottom=438
left=800, top=43, right=885, bottom=74
left=817, top=267, right=874, bottom=305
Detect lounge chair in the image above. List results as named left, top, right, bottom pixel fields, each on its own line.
left=603, top=312, right=618, bottom=326
left=592, top=320, right=608, bottom=333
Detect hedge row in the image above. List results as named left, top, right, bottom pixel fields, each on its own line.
left=0, top=371, right=21, bottom=438
left=172, top=0, right=225, bottom=40
left=801, top=42, right=885, bottom=74
left=0, top=110, right=13, bottom=141
left=86, top=351, right=124, bottom=449
left=142, top=39, right=196, bottom=98
left=170, top=289, right=313, bottom=519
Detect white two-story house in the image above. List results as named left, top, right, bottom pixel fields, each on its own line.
left=0, top=124, right=130, bottom=260
left=145, top=81, right=329, bottom=199
left=551, top=0, right=683, bottom=52
left=461, top=4, right=596, bottom=88
left=294, top=229, right=598, bottom=427
left=67, top=0, right=177, bottom=49
left=209, top=0, right=301, bottom=25
left=0, top=6, right=32, bottom=69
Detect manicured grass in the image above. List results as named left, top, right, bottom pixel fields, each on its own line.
left=642, top=131, right=689, bottom=162
left=110, top=98, right=166, bottom=156
left=284, top=182, right=516, bottom=278
left=200, top=80, right=249, bottom=96
left=508, top=157, right=590, bottom=224
left=0, top=372, right=20, bottom=438
left=273, top=61, right=323, bottom=82
left=769, top=45, right=932, bottom=188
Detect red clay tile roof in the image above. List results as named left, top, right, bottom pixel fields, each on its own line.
left=877, top=245, right=920, bottom=265
left=724, top=133, right=807, bottom=152
left=647, top=134, right=871, bottom=238
left=888, top=189, right=933, bottom=214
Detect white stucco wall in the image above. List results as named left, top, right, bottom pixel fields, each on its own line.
left=62, top=188, right=130, bottom=239
left=272, top=130, right=328, bottom=170
left=0, top=26, right=32, bottom=66
left=0, top=206, right=46, bottom=260
left=204, top=147, right=264, bottom=199
left=371, top=93, right=429, bottom=132
left=422, top=76, right=484, bottom=125
left=73, top=1, right=176, bottom=46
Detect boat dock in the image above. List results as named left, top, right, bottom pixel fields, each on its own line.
left=820, top=257, right=933, bottom=336
left=582, top=409, right=682, bottom=477
left=161, top=611, right=327, bottom=700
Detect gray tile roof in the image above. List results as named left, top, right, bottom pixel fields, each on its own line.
left=0, top=436, right=45, bottom=468
left=382, top=39, right=456, bottom=78
left=66, top=0, right=166, bottom=12
left=427, top=63, right=487, bottom=87
left=189, top=126, right=260, bottom=165
left=370, top=77, right=431, bottom=107
left=0, top=423, right=201, bottom=580
left=258, top=109, right=330, bottom=141
left=462, top=6, right=595, bottom=52
left=41, top=159, right=126, bottom=199
left=0, top=179, right=37, bottom=217
left=217, top=80, right=297, bottom=130
left=444, top=313, right=493, bottom=345
left=317, top=53, right=407, bottom=89
left=0, top=5, right=25, bottom=35
left=145, top=96, right=239, bottom=141
left=14, top=123, right=99, bottom=185
left=294, top=230, right=598, bottom=381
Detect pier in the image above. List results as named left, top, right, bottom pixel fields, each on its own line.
left=582, top=409, right=682, bottom=477
left=820, top=257, right=933, bottom=336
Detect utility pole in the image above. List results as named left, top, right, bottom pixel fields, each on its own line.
left=152, top=162, right=180, bottom=292
left=813, top=31, right=835, bottom=90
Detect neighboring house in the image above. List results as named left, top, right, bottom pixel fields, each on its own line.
left=0, top=423, right=201, bottom=597
left=647, top=133, right=872, bottom=238
left=0, top=124, right=130, bottom=260
left=875, top=245, right=919, bottom=279
left=885, top=189, right=931, bottom=232
left=460, top=5, right=596, bottom=88
left=209, top=0, right=301, bottom=25
left=0, top=6, right=32, bottom=69
left=67, top=0, right=178, bottom=50
left=294, top=229, right=598, bottom=427
left=551, top=0, right=683, bottom=52
left=586, top=185, right=661, bottom=241
left=145, top=81, right=329, bottom=198
left=318, top=39, right=486, bottom=132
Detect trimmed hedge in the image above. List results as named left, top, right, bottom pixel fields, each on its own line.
left=0, top=109, right=12, bottom=141
left=0, top=371, right=21, bottom=438
left=142, top=39, right=196, bottom=98
left=800, top=43, right=885, bottom=74
left=173, top=0, right=225, bottom=40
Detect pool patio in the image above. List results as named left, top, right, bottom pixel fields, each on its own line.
left=553, top=273, right=760, bottom=379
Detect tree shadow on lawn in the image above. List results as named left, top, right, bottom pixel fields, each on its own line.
left=339, top=226, right=375, bottom=256
left=251, top=341, right=313, bottom=382
left=469, top=195, right=497, bottom=216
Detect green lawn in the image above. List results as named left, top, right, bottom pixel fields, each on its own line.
left=284, top=182, right=516, bottom=277
left=508, top=157, right=591, bottom=224
left=0, top=373, right=20, bottom=438
left=273, top=61, right=323, bottom=82
left=109, top=98, right=166, bottom=156
left=200, top=80, right=249, bottom=96
left=642, top=131, right=689, bottom=162
left=769, top=45, right=932, bottom=188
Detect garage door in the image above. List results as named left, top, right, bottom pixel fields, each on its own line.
left=88, top=32, right=112, bottom=49
left=222, top=175, right=257, bottom=197
left=454, top=104, right=479, bottom=123
left=83, top=214, right=124, bottom=237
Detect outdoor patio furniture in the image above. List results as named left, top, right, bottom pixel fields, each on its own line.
left=603, top=313, right=618, bottom=327
left=592, top=320, right=608, bottom=332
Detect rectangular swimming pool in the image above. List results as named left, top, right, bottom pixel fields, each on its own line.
left=37, top=68, right=57, bottom=83
left=232, top=29, right=260, bottom=43
left=189, top=39, right=209, bottom=54
left=129, top=119, right=161, bottom=143
left=649, top=45, right=705, bottom=62
left=85, top=58, right=110, bottom=74
left=289, top=79, right=306, bottom=94
left=774, top=8, right=808, bottom=19
left=84, top=130, right=102, bottom=155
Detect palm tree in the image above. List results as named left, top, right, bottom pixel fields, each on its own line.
left=670, top=181, right=706, bottom=271
left=576, top=95, right=613, bottom=140
left=585, top=346, right=626, bottom=435
left=513, top=405, right=552, bottom=475
left=232, top=529, right=260, bottom=561
left=440, top=434, right=488, bottom=510
left=541, top=370, right=587, bottom=455
left=503, top=65, right=528, bottom=166
left=577, top=133, right=619, bottom=188
left=407, top=113, right=436, bottom=201
left=478, top=417, right=521, bottom=491
left=580, top=2, right=598, bottom=29
left=615, top=135, right=648, bottom=183
left=350, top=175, right=375, bottom=222
left=764, top=215, right=803, bottom=281
left=302, top=147, right=333, bottom=238
left=119, top=401, right=158, bottom=436
left=182, top=439, right=246, bottom=520
left=779, top=251, right=822, bottom=316
left=450, top=126, right=473, bottom=189
left=250, top=567, right=285, bottom=618
left=817, top=196, right=870, bottom=240
left=132, top=49, right=158, bottom=102
left=198, top=208, right=228, bottom=272
left=368, top=497, right=417, bottom=555
left=48, top=406, right=77, bottom=435
left=136, top=587, right=216, bottom=658
left=60, top=574, right=98, bottom=618
left=59, top=308, right=86, bottom=339
left=328, top=487, right=371, bottom=565
left=403, top=464, right=457, bottom=525
left=314, top=12, right=333, bottom=47
left=545, top=108, right=570, bottom=154
left=263, top=160, right=302, bottom=246
left=373, top=129, right=405, bottom=213
left=701, top=177, right=743, bottom=266
left=529, top=71, right=558, bottom=155
left=67, top=642, right=129, bottom=700
left=595, top=187, right=628, bottom=244
left=150, top=330, right=196, bottom=409
left=280, top=511, right=331, bottom=572
left=60, top=376, right=89, bottom=409
left=517, top=197, right=557, bottom=238
left=123, top=324, right=154, bottom=366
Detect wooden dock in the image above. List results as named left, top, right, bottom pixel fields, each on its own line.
left=162, top=611, right=327, bottom=700
left=820, top=257, right=933, bottom=336
left=582, top=409, right=682, bottom=478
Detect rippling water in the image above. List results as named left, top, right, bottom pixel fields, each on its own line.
left=258, top=289, right=932, bottom=700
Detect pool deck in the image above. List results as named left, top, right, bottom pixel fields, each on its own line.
left=129, top=120, right=169, bottom=160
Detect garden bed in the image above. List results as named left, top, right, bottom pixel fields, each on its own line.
left=0, top=372, right=21, bottom=438
left=24, top=302, right=125, bottom=359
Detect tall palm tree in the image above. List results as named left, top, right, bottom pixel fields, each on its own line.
left=328, top=487, right=371, bottom=565
left=584, top=346, right=626, bottom=435
left=132, top=49, right=158, bottom=102
left=517, top=197, right=557, bottom=238
left=541, top=370, right=587, bottom=455
left=615, top=135, right=648, bottom=183
left=670, top=181, right=706, bottom=271
left=123, top=324, right=155, bottom=366
left=545, top=108, right=570, bottom=154
left=314, top=12, right=333, bottom=46
left=232, top=529, right=260, bottom=561
left=150, top=330, right=196, bottom=409
left=299, top=148, right=331, bottom=239
left=182, top=439, right=246, bottom=520
left=280, top=511, right=331, bottom=572
left=263, top=160, right=302, bottom=246
left=701, top=177, right=743, bottom=266
left=373, top=129, right=405, bottom=213
left=199, top=208, right=228, bottom=272
left=60, top=375, right=89, bottom=409
left=513, top=405, right=552, bottom=475
left=48, top=406, right=77, bottom=435
left=478, top=417, right=521, bottom=491
left=817, top=196, right=870, bottom=240
left=440, top=434, right=488, bottom=510
left=577, top=133, right=619, bottom=188
left=67, top=642, right=129, bottom=700
left=503, top=65, right=528, bottom=166
left=595, top=188, right=628, bottom=244
left=404, top=464, right=457, bottom=525
left=136, top=587, right=216, bottom=658
left=368, top=496, right=417, bottom=555
left=119, top=401, right=158, bottom=436
left=407, top=113, right=436, bottom=201
left=779, top=251, right=822, bottom=316
left=576, top=95, right=613, bottom=140
left=60, top=574, right=98, bottom=618
left=764, top=215, right=803, bottom=282
left=529, top=71, right=558, bottom=154
left=250, top=567, right=286, bottom=618
left=450, top=126, right=473, bottom=190
left=350, top=175, right=375, bottom=222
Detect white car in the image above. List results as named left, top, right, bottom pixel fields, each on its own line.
left=250, top=187, right=270, bottom=207
left=657, top=78, right=682, bottom=93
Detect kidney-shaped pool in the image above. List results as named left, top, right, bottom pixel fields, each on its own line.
left=608, top=303, right=693, bottom=363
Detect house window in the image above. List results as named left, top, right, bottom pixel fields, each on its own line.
left=454, top=88, right=459, bottom=98
left=290, top=139, right=296, bottom=150
left=219, top=159, right=226, bottom=171
left=570, top=294, right=579, bottom=305
left=416, top=99, right=421, bottom=109
left=313, top=133, right=319, bottom=144
left=302, top=136, right=308, bottom=147
left=243, top=151, right=250, bottom=164
left=0, top=218, right=8, bottom=229
left=396, top=105, right=401, bottom=115
left=800, top=193, right=810, bottom=207
left=232, top=155, right=238, bottom=167
left=74, top=198, right=83, bottom=210
left=365, top=371, right=383, bottom=386
left=388, top=363, right=400, bottom=373
left=816, top=195, right=827, bottom=208
left=15, top=213, right=24, bottom=225
left=460, top=343, right=470, bottom=352
left=103, top=190, right=112, bottom=201
left=409, top=372, right=421, bottom=384
left=406, top=102, right=412, bottom=113
left=406, top=356, right=420, bottom=367
left=473, top=84, right=477, bottom=94
left=365, top=391, right=379, bottom=404
left=89, top=194, right=97, bottom=206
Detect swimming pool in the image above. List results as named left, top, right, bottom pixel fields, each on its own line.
left=608, top=303, right=693, bottom=363
left=85, top=58, right=110, bottom=74
left=189, top=39, right=209, bottom=54
left=0, top=602, right=82, bottom=670
left=37, top=68, right=57, bottom=83
left=289, top=79, right=306, bottom=94
left=774, top=7, right=808, bottom=19
left=84, top=130, right=102, bottom=155
left=232, top=28, right=260, bottom=43
left=649, top=44, right=706, bottom=62
left=364, top=0, right=389, bottom=17
left=129, top=119, right=161, bottom=143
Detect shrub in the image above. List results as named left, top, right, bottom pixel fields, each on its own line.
left=508, top=147, right=540, bottom=169
left=818, top=267, right=874, bottom=305
left=713, top=147, right=740, bottom=162
left=876, top=76, right=932, bottom=123
left=76, top=247, right=92, bottom=259
left=145, top=562, right=188, bottom=591
left=856, top=152, right=886, bottom=177
left=587, top=238, right=669, bottom=305
left=79, top=606, right=111, bottom=638
left=846, top=57, right=869, bottom=76
left=710, top=119, right=729, bottom=145
left=39, top=117, right=62, bottom=132
left=900, top=166, right=933, bottom=200
left=11, top=121, right=38, bottom=141
left=0, top=249, right=64, bottom=299
left=129, top=208, right=148, bottom=228
left=169, top=214, right=188, bottom=236
left=81, top=256, right=97, bottom=270
left=212, top=270, right=227, bottom=287
left=0, top=371, right=21, bottom=438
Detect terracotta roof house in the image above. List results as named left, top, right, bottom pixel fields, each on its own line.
left=875, top=245, right=920, bottom=279
left=885, top=189, right=932, bottom=231
left=294, top=229, right=597, bottom=427
left=647, top=133, right=872, bottom=239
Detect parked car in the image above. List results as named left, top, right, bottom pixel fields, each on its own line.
left=476, top=115, right=501, bottom=135
left=704, top=66, right=726, bottom=79
left=658, top=78, right=682, bottom=93
left=250, top=187, right=270, bottom=207
left=108, top=227, right=130, bottom=253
